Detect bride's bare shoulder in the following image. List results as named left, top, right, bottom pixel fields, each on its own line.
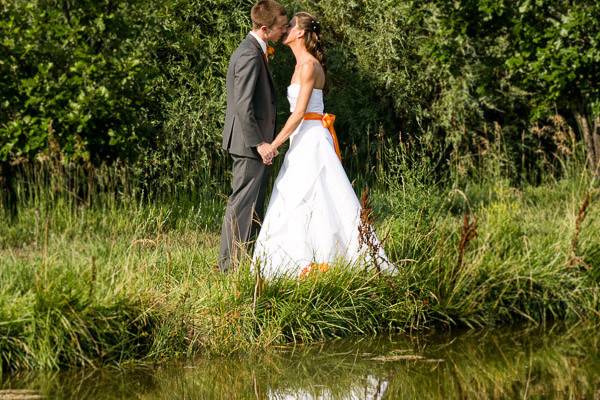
left=302, top=59, right=325, bottom=88
left=299, top=59, right=324, bottom=80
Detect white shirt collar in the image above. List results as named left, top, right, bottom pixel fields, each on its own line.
left=249, top=31, right=267, bottom=54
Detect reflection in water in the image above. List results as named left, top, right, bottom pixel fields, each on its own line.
left=2, top=324, right=599, bottom=399
left=265, top=375, right=387, bottom=400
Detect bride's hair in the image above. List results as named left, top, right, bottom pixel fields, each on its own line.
left=294, top=12, right=326, bottom=70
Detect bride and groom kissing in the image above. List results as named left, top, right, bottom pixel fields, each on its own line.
left=219, top=0, right=392, bottom=278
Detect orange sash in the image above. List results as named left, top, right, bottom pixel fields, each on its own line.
left=303, top=113, right=342, bottom=161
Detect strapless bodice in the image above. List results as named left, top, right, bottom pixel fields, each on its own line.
left=287, top=83, right=324, bottom=113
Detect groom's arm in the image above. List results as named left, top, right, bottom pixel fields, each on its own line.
left=233, top=50, right=264, bottom=149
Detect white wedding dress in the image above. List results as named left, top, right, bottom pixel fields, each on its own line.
left=252, top=83, right=394, bottom=278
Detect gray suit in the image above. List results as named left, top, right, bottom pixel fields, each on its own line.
left=219, top=34, right=276, bottom=271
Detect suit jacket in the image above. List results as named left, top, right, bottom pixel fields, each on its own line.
left=222, top=34, right=276, bottom=158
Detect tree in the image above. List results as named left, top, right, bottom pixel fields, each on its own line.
left=505, top=0, right=600, bottom=173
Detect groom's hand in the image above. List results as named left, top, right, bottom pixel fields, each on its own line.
left=257, top=142, right=277, bottom=165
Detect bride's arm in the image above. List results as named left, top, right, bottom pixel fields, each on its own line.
left=270, top=62, right=316, bottom=150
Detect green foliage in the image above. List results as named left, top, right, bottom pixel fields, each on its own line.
left=419, top=0, right=600, bottom=177
left=0, top=0, right=162, bottom=163
left=505, top=1, right=600, bottom=117
left=2, top=0, right=599, bottom=191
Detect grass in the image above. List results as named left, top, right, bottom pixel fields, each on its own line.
left=0, top=160, right=599, bottom=372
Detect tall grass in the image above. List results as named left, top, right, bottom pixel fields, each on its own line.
left=0, top=155, right=598, bottom=372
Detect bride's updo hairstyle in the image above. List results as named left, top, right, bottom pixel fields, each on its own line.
left=294, top=12, right=325, bottom=68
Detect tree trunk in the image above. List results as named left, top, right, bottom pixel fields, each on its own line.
left=593, top=116, right=600, bottom=175
left=0, top=160, right=17, bottom=218
left=574, top=110, right=598, bottom=174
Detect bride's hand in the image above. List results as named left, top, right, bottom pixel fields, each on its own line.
left=270, top=143, right=279, bottom=158
left=257, top=143, right=278, bottom=165
left=265, top=144, right=279, bottom=165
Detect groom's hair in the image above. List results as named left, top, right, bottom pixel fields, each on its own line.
left=251, top=0, right=287, bottom=29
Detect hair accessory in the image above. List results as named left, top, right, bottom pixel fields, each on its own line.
left=310, top=19, right=320, bottom=34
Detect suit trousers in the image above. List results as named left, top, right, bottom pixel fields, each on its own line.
left=219, top=155, right=269, bottom=271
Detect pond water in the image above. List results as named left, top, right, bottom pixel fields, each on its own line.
left=2, top=324, right=599, bottom=399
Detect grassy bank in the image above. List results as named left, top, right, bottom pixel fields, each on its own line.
left=0, top=164, right=599, bottom=371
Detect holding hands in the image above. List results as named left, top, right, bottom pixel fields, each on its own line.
left=257, top=142, right=278, bottom=165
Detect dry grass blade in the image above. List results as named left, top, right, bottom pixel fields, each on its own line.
left=569, top=192, right=592, bottom=269
left=358, top=187, right=387, bottom=274
left=370, top=354, right=425, bottom=361
left=456, top=212, right=477, bottom=271
left=0, top=390, right=43, bottom=400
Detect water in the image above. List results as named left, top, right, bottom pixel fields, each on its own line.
left=2, top=324, right=599, bottom=399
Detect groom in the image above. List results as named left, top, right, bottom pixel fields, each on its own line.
left=219, top=1, right=288, bottom=271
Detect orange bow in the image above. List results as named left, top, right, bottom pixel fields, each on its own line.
left=303, top=112, right=342, bottom=161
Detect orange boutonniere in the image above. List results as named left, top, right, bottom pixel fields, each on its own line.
left=299, top=262, right=330, bottom=279
left=266, top=45, right=275, bottom=60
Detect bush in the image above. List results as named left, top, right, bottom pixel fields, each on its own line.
left=1, top=0, right=598, bottom=194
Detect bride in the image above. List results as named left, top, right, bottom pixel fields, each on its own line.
left=252, top=12, right=394, bottom=278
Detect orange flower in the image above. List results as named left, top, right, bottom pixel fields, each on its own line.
left=266, top=45, right=275, bottom=59
left=299, top=265, right=311, bottom=279
left=299, top=262, right=330, bottom=279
